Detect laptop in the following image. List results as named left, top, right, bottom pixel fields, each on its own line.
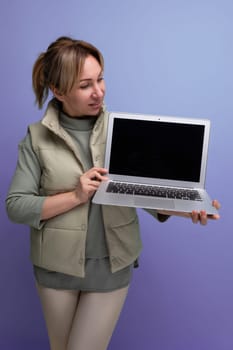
left=92, top=112, right=218, bottom=215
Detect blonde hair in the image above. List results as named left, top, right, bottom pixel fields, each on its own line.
left=32, top=36, right=104, bottom=108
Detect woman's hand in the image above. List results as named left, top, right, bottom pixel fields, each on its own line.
left=74, top=167, right=108, bottom=204
left=41, top=167, right=108, bottom=221
left=189, top=199, right=220, bottom=225
left=158, top=199, right=221, bottom=226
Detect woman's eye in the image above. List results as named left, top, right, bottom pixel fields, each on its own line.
left=79, top=77, right=104, bottom=89
left=80, top=84, right=89, bottom=89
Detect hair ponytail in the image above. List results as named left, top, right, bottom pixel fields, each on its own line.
left=32, top=52, right=49, bottom=109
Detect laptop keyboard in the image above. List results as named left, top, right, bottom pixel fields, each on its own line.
left=106, top=182, right=202, bottom=201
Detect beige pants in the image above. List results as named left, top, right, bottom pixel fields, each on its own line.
left=36, top=284, right=129, bottom=350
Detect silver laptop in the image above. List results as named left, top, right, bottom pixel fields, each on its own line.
left=92, top=112, right=218, bottom=215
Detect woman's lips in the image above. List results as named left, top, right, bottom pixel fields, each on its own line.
left=89, top=102, right=102, bottom=109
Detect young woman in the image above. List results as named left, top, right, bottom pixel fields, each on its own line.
left=6, top=36, right=220, bottom=350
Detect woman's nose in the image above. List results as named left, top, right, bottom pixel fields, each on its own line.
left=92, top=84, right=104, bottom=98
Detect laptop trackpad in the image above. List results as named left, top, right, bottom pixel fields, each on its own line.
left=134, top=197, right=175, bottom=210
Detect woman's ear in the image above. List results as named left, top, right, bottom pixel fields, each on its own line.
left=51, top=86, right=65, bottom=102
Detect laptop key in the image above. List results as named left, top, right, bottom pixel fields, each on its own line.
left=107, top=182, right=202, bottom=201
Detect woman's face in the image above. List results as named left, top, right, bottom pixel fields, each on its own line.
left=56, top=55, right=105, bottom=117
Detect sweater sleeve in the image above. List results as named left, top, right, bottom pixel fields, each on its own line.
left=6, top=132, right=46, bottom=229
left=143, top=208, right=170, bottom=222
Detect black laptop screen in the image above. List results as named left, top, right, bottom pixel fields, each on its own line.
left=109, top=118, right=205, bottom=182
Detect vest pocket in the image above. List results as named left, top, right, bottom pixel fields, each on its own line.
left=107, top=214, right=142, bottom=271
left=103, top=206, right=138, bottom=228
left=40, top=227, right=85, bottom=275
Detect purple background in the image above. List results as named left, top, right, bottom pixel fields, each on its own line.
left=0, top=1, right=232, bottom=349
